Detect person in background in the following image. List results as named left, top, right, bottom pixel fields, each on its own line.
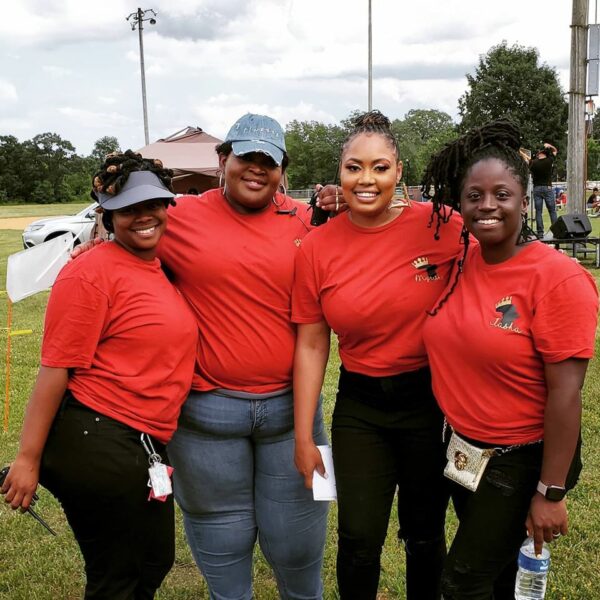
left=587, top=187, right=600, bottom=216
left=1, top=153, right=198, bottom=599
left=421, top=120, right=598, bottom=599
left=526, top=142, right=558, bottom=238
left=293, top=110, right=464, bottom=600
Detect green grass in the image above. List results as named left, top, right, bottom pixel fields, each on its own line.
left=0, top=203, right=89, bottom=219
left=0, top=206, right=599, bottom=599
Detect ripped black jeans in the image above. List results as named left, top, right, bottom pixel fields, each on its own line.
left=333, top=367, right=449, bottom=600
left=442, top=435, right=581, bottom=600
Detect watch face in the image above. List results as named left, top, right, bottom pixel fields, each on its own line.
left=546, top=486, right=567, bottom=502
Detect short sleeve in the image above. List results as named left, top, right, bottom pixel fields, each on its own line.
left=41, top=276, right=110, bottom=368
left=532, top=272, right=599, bottom=363
left=291, top=244, right=324, bottom=324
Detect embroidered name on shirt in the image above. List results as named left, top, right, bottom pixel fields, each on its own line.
left=412, top=256, right=440, bottom=282
left=490, top=296, right=524, bottom=334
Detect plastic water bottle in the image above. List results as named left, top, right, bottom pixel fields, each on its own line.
left=514, top=537, right=550, bottom=600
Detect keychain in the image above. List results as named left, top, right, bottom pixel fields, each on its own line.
left=140, top=433, right=173, bottom=500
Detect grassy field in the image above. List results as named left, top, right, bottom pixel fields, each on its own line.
left=0, top=206, right=599, bottom=599
left=0, top=203, right=90, bottom=219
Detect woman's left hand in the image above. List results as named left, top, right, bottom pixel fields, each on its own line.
left=526, top=494, right=568, bottom=555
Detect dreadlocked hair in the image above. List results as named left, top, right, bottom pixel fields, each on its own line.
left=91, top=149, right=175, bottom=233
left=342, top=110, right=399, bottom=158
left=422, top=119, right=530, bottom=316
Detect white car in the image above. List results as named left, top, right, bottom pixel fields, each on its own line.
left=22, top=203, right=98, bottom=249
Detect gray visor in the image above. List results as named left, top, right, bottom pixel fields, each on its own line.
left=97, top=171, right=175, bottom=210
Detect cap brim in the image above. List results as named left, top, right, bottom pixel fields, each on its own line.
left=97, top=171, right=175, bottom=210
left=231, top=140, right=283, bottom=166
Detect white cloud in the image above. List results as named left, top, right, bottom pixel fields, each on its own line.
left=42, top=65, right=72, bottom=76
left=0, top=0, right=578, bottom=155
left=0, top=80, right=18, bottom=103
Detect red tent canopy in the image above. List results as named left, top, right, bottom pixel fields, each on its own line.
left=137, top=126, right=222, bottom=194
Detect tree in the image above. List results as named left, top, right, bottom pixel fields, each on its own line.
left=90, top=136, right=121, bottom=164
left=285, top=121, right=347, bottom=188
left=391, top=109, right=458, bottom=185
left=587, top=138, right=600, bottom=181
left=29, top=132, right=78, bottom=202
left=459, top=42, right=568, bottom=159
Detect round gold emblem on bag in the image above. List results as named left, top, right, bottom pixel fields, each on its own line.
left=454, top=451, right=468, bottom=471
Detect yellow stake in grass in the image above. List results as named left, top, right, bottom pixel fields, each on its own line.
left=3, top=295, right=33, bottom=433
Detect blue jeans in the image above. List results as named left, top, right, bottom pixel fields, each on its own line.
left=533, top=185, right=558, bottom=237
left=167, top=389, right=329, bottom=600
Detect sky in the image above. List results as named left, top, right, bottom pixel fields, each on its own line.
left=0, top=0, right=584, bottom=156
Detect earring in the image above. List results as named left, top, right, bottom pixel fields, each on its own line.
left=218, top=172, right=224, bottom=188
left=335, top=187, right=340, bottom=212
left=272, top=194, right=284, bottom=207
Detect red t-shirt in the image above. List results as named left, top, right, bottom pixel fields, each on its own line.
left=158, top=189, right=313, bottom=394
left=42, top=242, right=198, bottom=443
left=292, top=202, right=464, bottom=376
left=423, top=242, right=599, bottom=445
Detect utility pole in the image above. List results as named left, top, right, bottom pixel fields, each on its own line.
left=127, top=8, right=157, bottom=146
left=567, top=0, right=589, bottom=214
left=368, top=0, right=372, bottom=111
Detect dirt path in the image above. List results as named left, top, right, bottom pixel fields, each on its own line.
left=0, top=217, right=42, bottom=230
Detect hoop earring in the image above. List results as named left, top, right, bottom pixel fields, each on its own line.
left=279, top=183, right=287, bottom=196
left=272, top=194, right=284, bottom=208
left=218, top=172, right=223, bottom=188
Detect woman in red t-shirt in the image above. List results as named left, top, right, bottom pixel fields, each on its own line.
left=421, top=121, right=598, bottom=599
left=0, top=153, right=198, bottom=599
left=292, top=111, right=464, bottom=599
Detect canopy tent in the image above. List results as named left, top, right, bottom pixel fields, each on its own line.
left=137, top=127, right=222, bottom=194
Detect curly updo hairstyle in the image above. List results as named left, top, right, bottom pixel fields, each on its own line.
left=341, top=110, right=399, bottom=158
left=91, top=150, right=175, bottom=233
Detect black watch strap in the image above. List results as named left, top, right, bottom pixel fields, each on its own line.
left=537, top=481, right=567, bottom=502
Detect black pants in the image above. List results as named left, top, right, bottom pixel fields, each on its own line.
left=332, top=367, right=449, bottom=600
left=40, top=394, right=175, bottom=600
left=441, top=434, right=581, bottom=600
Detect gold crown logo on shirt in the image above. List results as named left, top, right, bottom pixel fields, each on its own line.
left=412, top=257, right=429, bottom=269
left=495, top=296, right=513, bottom=310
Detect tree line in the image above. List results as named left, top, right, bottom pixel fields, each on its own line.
left=0, top=134, right=120, bottom=204
left=4, top=41, right=600, bottom=204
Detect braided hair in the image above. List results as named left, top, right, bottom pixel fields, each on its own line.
left=342, top=110, right=399, bottom=158
left=421, top=119, right=533, bottom=315
left=90, top=150, right=175, bottom=233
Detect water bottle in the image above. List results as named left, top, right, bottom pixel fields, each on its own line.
left=514, top=537, right=550, bottom=600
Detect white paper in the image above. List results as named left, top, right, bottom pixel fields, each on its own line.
left=6, top=233, right=73, bottom=302
left=312, top=445, right=337, bottom=501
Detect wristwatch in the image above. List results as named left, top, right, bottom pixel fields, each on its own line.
left=537, top=481, right=567, bottom=502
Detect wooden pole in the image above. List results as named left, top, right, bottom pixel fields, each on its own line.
left=567, top=0, right=589, bottom=214
left=3, top=298, right=12, bottom=432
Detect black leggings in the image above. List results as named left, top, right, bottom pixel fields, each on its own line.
left=40, top=394, right=174, bottom=600
left=332, top=366, right=449, bottom=600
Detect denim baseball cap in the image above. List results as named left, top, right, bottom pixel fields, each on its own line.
left=97, top=171, right=175, bottom=210
left=225, top=113, right=286, bottom=166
